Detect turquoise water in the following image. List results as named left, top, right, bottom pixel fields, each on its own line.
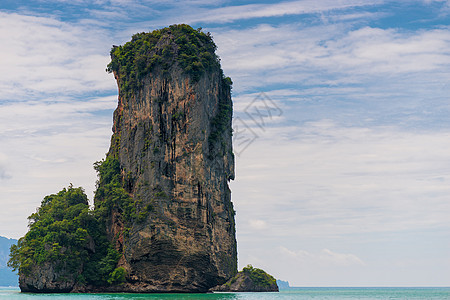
left=0, top=287, right=449, bottom=299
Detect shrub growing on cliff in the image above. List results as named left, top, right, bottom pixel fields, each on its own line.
left=108, top=267, right=126, bottom=285
left=94, top=156, right=136, bottom=224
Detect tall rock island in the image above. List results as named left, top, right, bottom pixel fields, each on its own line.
left=98, top=24, right=237, bottom=292
left=9, top=24, right=237, bottom=293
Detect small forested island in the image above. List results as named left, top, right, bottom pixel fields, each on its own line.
left=8, top=24, right=278, bottom=293
left=213, top=265, right=279, bottom=292
left=9, top=186, right=125, bottom=291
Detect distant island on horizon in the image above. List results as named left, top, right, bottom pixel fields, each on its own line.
left=0, top=236, right=18, bottom=287
left=276, top=279, right=290, bottom=289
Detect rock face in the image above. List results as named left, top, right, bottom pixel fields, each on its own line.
left=94, top=25, right=237, bottom=292
left=212, top=265, right=279, bottom=292
left=19, top=262, right=78, bottom=293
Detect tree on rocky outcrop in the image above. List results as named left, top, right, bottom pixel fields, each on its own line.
left=212, top=265, right=279, bottom=292
left=8, top=185, right=124, bottom=292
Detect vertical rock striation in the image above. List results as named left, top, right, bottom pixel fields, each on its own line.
left=95, top=24, right=237, bottom=292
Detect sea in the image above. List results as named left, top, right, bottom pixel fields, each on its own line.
left=0, top=287, right=449, bottom=299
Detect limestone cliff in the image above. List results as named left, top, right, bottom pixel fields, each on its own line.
left=93, top=24, right=237, bottom=292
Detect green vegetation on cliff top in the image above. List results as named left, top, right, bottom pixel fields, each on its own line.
left=106, top=24, right=231, bottom=95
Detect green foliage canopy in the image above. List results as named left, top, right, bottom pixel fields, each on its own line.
left=94, top=156, right=137, bottom=226
left=8, top=184, right=126, bottom=286
left=8, top=186, right=92, bottom=276
left=242, top=264, right=277, bottom=288
left=106, top=24, right=227, bottom=96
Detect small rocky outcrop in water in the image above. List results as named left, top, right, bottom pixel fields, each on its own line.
left=212, top=265, right=279, bottom=292
left=10, top=24, right=237, bottom=293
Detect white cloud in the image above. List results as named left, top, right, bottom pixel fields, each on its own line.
left=279, top=246, right=366, bottom=267
left=249, top=219, right=268, bottom=230
left=37, top=0, right=133, bottom=5
left=0, top=153, right=11, bottom=180
left=325, top=11, right=385, bottom=22
left=0, top=95, right=116, bottom=238
left=0, top=11, right=120, bottom=238
left=0, top=96, right=117, bottom=138
left=0, top=12, right=115, bottom=100
left=232, top=123, right=450, bottom=240
left=177, top=0, right=382, bottom=24
left=214, top=23, right=450, bottom=92
left=422, top=0, right=450, bottom=5
left=323, top=26, right=450, bottom=74
left=215, top=13, right=450, bottom=286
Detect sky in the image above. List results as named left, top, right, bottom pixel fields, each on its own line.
left=1, top=0, right=450, bottom=287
